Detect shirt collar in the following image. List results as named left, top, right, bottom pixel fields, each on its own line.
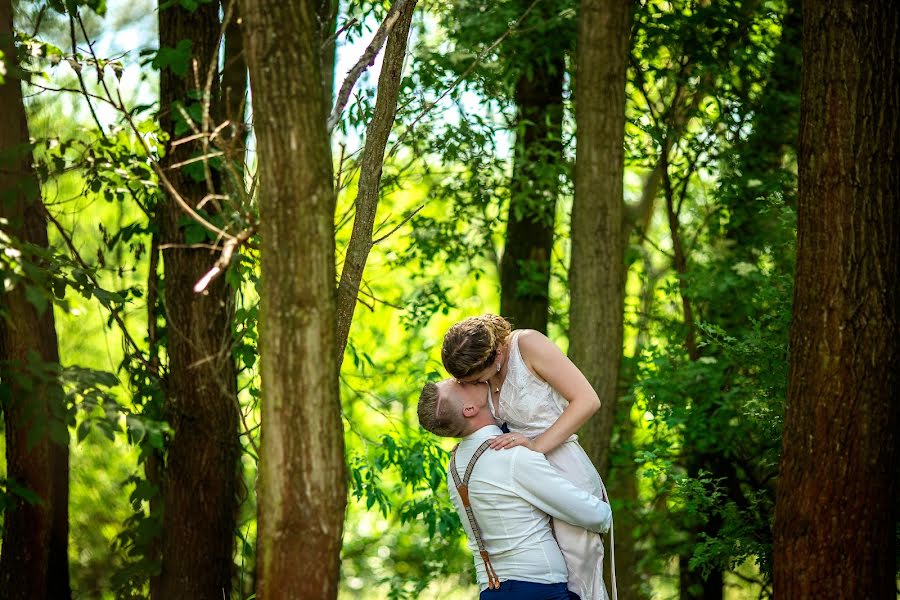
left=462, top=424, right=502, bottom=443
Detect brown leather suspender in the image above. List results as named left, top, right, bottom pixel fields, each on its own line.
left=450, top=440, right=501, bottom=590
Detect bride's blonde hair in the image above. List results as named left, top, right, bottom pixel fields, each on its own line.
left=441, top=314, right=512, bottom=379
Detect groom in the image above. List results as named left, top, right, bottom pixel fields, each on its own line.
left=417, top=379, right=611, bottom=600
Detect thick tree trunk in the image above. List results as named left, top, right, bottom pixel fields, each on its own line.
left=0, top=3, right=70, bottom=598
left=335, top=0, right=416, bottom=362
left=499, top=4, right=566, bottom=333
left=155, top=3, right=241, bottom=599
left=239, top=0, right=346, bottom=597
left=568, top=0, right=630, bottom=479
left=772, top=1, right=899, bottom=598
left=568, top=5, right=630, bottom=597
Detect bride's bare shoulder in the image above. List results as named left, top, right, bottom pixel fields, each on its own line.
left=513, top=329, right=557, bottom=360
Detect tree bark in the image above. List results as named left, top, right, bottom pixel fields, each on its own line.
left=0, top=2, right=70, bottom=597
left=239, top=0, right=346, bottom=597
left=568, top=0, right=630, bottom=478
left=772, top=1, right=899, bottom=597
left=155, top=3, right=241, bottom=598
left=499, top=4, right=566, bottom=334
left=335, top=0, right=416, bottom=363
left=568, top=5, right=631, bottom=598
left=318, top=0, right=337, bottom=109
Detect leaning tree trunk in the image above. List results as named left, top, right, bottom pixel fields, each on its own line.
left=239, top=0, right=346, bottom=597
left=772, top=1, right=899, bottom=598
left=155, top=2, right=241, bottom=598
left=499, top=2, right=566, bottom=333
left=0, top=2, right=70, bottom=598
left=335, top=0, right=417, bottom=362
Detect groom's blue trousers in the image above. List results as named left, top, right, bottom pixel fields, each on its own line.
left=479, top=580, right=580, bottom=599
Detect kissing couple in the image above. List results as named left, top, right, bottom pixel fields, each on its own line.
left=418, top=314, right=617, bottom=600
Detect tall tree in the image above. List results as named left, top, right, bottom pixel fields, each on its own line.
left=155, top=2, right=241, bottom=598
left=773, top=1, right=899, bottom=597
left=239, top=0, right=345, bottom=596
left=0, top=2, right=70, bottom=597
left=499, top=0, right=567, bottom=333
left=569, top=0, right=631, bottom=486
left=567, top=1, right=632, bottom=595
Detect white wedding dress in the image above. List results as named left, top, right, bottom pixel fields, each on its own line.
left=490, top=331, right=617, bottom=600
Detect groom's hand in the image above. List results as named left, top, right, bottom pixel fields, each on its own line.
left=489, top=432, right=533, bottom=451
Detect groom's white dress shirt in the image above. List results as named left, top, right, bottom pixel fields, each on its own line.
left=448, top=425, right=612, bottom=591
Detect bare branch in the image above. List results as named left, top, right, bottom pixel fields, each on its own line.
left=323, top=17, right=359, bottom=49
left=335, top=0, right=417, bottom=360
left=193, top=227, right=255, bottom=293
left=115, top=88, right=235, bottom=241
left=68, top=15, right=107, bottom=137
left=43, top=206, right=158, bottom=374
left=327, top=0, right=408, bottom=131
left=372, top=203, right=423, bottom=245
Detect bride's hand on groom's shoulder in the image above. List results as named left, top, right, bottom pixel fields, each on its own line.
left=489, top=432, right=533, bottom=451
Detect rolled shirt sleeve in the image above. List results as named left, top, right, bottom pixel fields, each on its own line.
left=510, top=447, right=612, bottom=534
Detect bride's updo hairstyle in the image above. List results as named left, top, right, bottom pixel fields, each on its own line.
left=441, top=314, right=512, bottom=379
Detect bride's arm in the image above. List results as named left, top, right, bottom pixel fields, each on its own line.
left=491, top=330, right=601, bottom=454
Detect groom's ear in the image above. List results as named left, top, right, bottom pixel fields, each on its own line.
left=462, top=404, right=479, bottom=418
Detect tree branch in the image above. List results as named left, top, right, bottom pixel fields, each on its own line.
left=335, top=0, right=417, bottom=362
left=327, top=0, right=408, bottom=132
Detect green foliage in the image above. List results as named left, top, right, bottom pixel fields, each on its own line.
left=151, top=40, right=193, bottom=77
left=48, top=0, right=107, bottom=17
left=158, top=0, right=213, bottom=11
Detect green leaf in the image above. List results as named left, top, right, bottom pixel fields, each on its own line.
left=152, top=39, right=193, bottom=77
left=76, top=420, right=92, bottom=443
left=5, top=478, right=45, bottom=506
left=48, top=418, right=69, bottom=445
left=92, top=287, right=124, bottom=305
left=24, top=285, right=49, bottom=315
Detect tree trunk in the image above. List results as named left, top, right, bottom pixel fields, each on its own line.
left=0, top=2, right=70, bottom=597
left=239, top=0, right=346, bottom=597
left=568, top=0, right=630, bottom=479
left=772, top=1, right=899, bottom=597
left=568, top=4, right=631, bottom=597
left=155, top=3, right=241, bottom=598
left=318, top=0, right=337, bottom=109
left=335, top=0, right=416, bottom=362
left=499, top=4, right=566, bottom=334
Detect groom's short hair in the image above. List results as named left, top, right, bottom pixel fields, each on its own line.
left=417, top=381, right=466, bottom=438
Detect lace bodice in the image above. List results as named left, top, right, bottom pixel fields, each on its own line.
left=497, top=331, right=576, bottom=442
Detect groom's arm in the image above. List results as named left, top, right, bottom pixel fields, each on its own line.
left=509, top=448, right=612, bottom=534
